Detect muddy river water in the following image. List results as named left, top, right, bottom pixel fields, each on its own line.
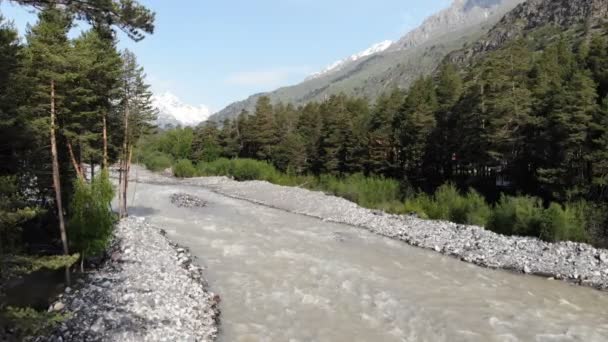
left=129, top=181, right=608, bottom=342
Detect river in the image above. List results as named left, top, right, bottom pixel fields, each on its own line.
left=128, top=180, right=608, bottom=342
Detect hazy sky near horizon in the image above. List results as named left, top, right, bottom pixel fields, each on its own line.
left=1, top=0, right=451, bottom=112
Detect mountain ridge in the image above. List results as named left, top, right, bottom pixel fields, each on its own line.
left=209, top=0, right=524, bottom=122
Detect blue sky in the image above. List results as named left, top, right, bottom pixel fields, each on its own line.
left=1, top=0, right=451, bottom=112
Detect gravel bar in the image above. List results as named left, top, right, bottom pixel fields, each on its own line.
left=41, top=216, right=220, bottom=342
left=133, top=167, right=608, bottom=291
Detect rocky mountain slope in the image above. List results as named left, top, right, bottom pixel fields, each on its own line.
left=448, top=0, right=608, bottom=63
left=209, top=0, right=524, bottom=122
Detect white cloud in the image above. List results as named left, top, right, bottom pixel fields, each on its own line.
left=225, top=66, right=312, bottom=88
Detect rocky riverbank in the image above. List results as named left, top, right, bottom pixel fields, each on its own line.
left=39, top=216, right=219, bottom=342
left=130, top=166, right=608, bottom=291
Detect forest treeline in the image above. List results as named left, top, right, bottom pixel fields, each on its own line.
left=140, top=27, right=608, bottom=246
left=0, top=1, right=155, bottom=336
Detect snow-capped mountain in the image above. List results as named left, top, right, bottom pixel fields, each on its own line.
left=306, top=40, right=393, bottom=80
left=152, top=92, right=211, bottom=128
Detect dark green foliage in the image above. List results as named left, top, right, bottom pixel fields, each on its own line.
left=12, top=0, right=155, bottom=41
left=68, top=170, right=115, bottom=257
left=0, top=176, right=40, bottom=255
left=172, top=159, right=197, bottom=178
left=487, top=195, right=545, bottom=237
left=0, top=306, right=69, bottom=338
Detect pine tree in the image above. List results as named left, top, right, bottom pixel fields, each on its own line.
left=251, top=96, right=276, bottom=161
left=590, top=97, right=608, bottom=200
left=218, top=118, right=240, bottom=159
left=70, top=27, right=123, bottom=174
left=393, top=76, right=437, bottom=184
left=0, top=15, right=22, bottom=175
left=319, top=95, right=358, bottom=175
left=191, top=121, right=221, bottom=163
left=20, top=7, right=75, bottom=254
left=295, top=102, right=323, bottom=174
left=366, top=89, right=404, bottom=176
left=116, top=49, right=156, bottom=217
left=428, top=64, right=462, bottom=182
left=479, top=41, right=533, bottom=172
left=235, top=110, right=253, bottom=158
left=587, top=34, right=608, bottom=100
left=539, top=70, right=598, bottom=200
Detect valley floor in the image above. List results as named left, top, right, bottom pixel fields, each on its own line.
left=118, top=166, right=608, bottom=341
left=136, top=166, right=608, bottom=291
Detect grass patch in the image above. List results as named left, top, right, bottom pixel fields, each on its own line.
left=404, top=184, right=491, bottom=226
left=313, top=173, right=401, bottom=209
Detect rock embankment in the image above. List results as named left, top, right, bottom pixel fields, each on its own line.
left=124, top=165, right=608, bottom=291
left=205, top=178, right=608, bottom=290
left=41, top=216, right=219, bottom=342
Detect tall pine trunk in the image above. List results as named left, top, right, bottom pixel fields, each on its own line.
left=50, top=80, right=69, bottom=255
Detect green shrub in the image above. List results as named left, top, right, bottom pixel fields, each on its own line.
left=461, top=190, right=492, bottom=226
left=229, top=159, right=279, bottom=181
left=403, top=194, right=433, bottom=219
left=68, top=170, right=115, bottom=257
left=142, top=151, right=173, bottom=172
left=541, top=202, right=588, bottom=243
left=173, top=159, right=198, bottom=178
left=197, top=158, right=233, bottom=176
left=314, top=173, right=400, bottom=209
left=402, top=184, right=490, bottom=226
left=487, top=195, right=545, bottom=237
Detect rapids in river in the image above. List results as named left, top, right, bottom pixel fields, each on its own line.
left=129, top=181, right=608, bottom=342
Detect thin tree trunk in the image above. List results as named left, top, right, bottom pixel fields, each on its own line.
left=122, top=145, right=133, bottom=217
left=102, top=111, right=108, bottom=170
left=90, top=160, right=95, bottom=180
left=120, top=99, right=130, bottom=218
left=67, top=140, right=83, bottom=180
left=78, top=141, right=84, bottom=182
left=50, top=80, right=69, bottom=256
left=118, top=161, right=123, bottom=217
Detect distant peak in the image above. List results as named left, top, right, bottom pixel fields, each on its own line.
left=307, top=40, right=393, bottom=80
left=152, top=91, right=211, bottom=127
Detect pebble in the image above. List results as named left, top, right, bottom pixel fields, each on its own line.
left=51, top=302, right=65, bottom=312
left=170, top=193, right=207, bottom=208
